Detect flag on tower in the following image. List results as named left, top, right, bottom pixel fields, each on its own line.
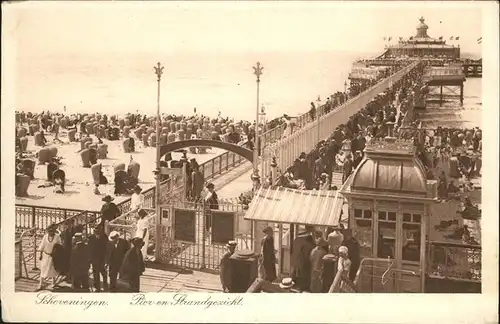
left=438, top=36, right=443, bottom=40
left=455, top=37, right=459, bottom=40
left=399, top=37, right=403, bottom=41
left=449, top=36, right=454, bottom=40
left=477, top=37, right=482, bottom=44
left=388, top=37, right=392, bottom=41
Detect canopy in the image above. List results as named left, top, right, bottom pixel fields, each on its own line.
left=244, top=186, right=346, bottom=227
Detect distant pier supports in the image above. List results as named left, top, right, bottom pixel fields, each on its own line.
left=422, top=65, right=466, bottom=106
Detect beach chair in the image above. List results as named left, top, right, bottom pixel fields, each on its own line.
left=53, top=169, right=66, bottom=193
left=16, top=173, right=31, bottom=197
left=114, top=170, right=128, bottom=195
left=127, top=160, right=140, bottom=180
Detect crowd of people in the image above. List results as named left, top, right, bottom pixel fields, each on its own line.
left=37, top=205, right=152, bottom=292
left=220, top=225, right=360, bottom=293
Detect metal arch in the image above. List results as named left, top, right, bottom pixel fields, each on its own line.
left=159, top=139, right=254, bottom=162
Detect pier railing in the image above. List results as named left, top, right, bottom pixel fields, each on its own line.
left=261, top=61, right=421, bottom=177
left=260, top=62, right=413, bottom=148
left=15, top=209, right=94, bottom=281
left=428, top=241, right=481, bottom=282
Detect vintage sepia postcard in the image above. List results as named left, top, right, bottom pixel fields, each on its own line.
left=1, top=1, right=498, bottom=323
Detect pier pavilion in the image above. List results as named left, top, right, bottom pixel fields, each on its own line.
left=379, top=17, right=460, bottom=60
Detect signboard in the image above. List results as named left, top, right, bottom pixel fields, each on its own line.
left=210, top=211, right=235, bottom=244
left=173, top=208, right=196, bottom=243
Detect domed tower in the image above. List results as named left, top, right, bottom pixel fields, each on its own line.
left=416, top=16, right=429, bottom=38
left=340, top=137, right=438, bottom=293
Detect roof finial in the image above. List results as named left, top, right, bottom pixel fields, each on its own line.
left=419, top=16, right=425, bottom=23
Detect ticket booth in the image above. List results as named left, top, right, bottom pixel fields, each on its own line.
left=341, top=137, right=437, bottom=293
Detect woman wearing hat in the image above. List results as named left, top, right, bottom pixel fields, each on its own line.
left=37, top=224, right=62, bottom=290
left=135, top=209, right=149, bottom=261
left=329, top=246, right=352, bottom=292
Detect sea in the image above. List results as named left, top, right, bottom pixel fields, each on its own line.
left=14, top=50, right=379, bottom=121
left=14, top=50, right=481, bottom=126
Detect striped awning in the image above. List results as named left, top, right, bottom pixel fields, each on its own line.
left=244, top=186, right=345, bottom=227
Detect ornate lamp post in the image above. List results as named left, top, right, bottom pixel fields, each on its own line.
left=344, top=81, right=348, bottom=94
left=252, top=62, right=263, bottom=192
left=153, top=62, right=164, bottom=261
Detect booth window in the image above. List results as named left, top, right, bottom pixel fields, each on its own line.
left=402, top=214, right=421, bottom=262
left=354, top=208, right=372, bottom=257
left=378, top=211, right=396, bottom=259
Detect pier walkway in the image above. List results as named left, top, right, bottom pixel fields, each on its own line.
left=214, top=61, right=421, bottom=197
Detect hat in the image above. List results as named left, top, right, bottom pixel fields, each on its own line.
left=108, top=231, right=120, bottom=241
left=225, top=240, right=237, bottom=248
left=102, top=195, right=114, bottom=202
left=279, top=278, right=295, bottom=289
left=338, top=246, right=349, bottom=255
left=131, top=237, right=144, bottom=246
left=133, top=185, right=142, bottom=193
left=262, top=226, right=273, bottom=234
left=206, top=182, right=215, bottom=189
left=138, top=208, right=148, bottom=217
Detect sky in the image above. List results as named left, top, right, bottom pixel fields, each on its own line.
left=4, top=1, right=483, bottom=58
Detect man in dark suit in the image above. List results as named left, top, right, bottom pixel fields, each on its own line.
left=105, top=231, right=130, bottom=292
left=120, top=237, right=146, bottom=292
left=342, top=154, right=353, bottom=184
left=290, top=225, right=316, bottom=292
left=88, top=225, right=109, bottom=292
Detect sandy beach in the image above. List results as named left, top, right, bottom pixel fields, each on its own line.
left=15, top=129, right=227, bottom=211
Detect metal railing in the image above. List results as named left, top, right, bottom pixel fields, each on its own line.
left=259, top=62, right=414, bottom=149
left=15, top=204, right=101, bottom=232
left=428, top=241, right=481, bottom=282
left=15, top=210, right=97, bottom=281
left=261, top=61, right=421, bottom=178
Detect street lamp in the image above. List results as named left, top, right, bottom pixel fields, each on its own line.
left=252, top=62, right=263, bottom=191
left=153, top=62, right=164, bottom=261
left=344, top=80, right=348, bottom=94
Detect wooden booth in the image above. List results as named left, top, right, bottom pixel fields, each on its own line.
left=340, top=137, right=437, bottom=293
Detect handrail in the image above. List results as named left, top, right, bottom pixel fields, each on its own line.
left=260, top=61, right=417, bottom=147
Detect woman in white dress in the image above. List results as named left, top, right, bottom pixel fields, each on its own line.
left=130, top=185, right=144, bottom=212
left=37, top=224, right=62, bottom=290
left=135, top=209, right=149, bottom=261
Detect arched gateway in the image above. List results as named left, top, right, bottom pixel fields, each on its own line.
left=159, top=139, right=254, bottom=163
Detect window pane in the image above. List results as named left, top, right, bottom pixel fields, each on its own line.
left=378, top=211, right=387, bottom=220
left=364, top=210, right=372, bottom=219
left=355, top=219, right=372, bottom=257
left=413, top=214, right=421, bottom=223
left=354, top=209, right=363, bottom=218
left=403, top=213, right=412, bottom=222
left=402, top=223, right=421, bottom=262
left=388, top=212, right=396, bottom=221
left=378, top=221, right=395, bottom=259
